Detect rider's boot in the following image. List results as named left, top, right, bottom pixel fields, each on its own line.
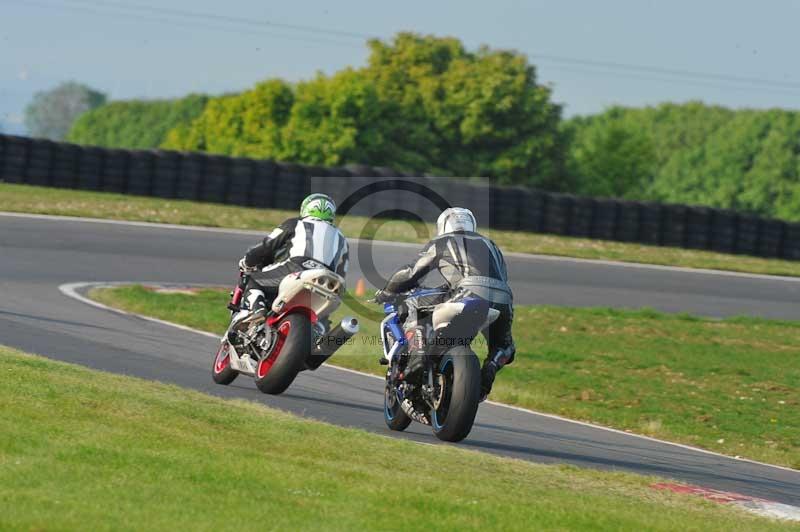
left=227, top=289, right=267, bottom=345
left=228, top=311, right=262, bottom=345
left=480, top=345, right=515, bottom=402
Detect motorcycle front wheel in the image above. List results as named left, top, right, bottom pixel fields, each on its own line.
left=212, top=339, right=239, bottom=385
left=431, top=346, right=481, bottom=442
left=254, top=313, right=311, bottom=395
left=384, top=373, right=412, bottom=431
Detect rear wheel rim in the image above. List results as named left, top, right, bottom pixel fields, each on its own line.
left=433, top=358, right=454, bottom=429
left=257, top=320, right=291, bottom=379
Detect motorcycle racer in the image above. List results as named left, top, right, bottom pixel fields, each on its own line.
left=230, top=193, right=349, bottom=340
left=378, top=207, right=515, bottom=401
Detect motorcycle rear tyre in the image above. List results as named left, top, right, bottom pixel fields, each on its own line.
left=255, top=314, right=311, bottom=395
left=431, top=346, right=481, bottom=442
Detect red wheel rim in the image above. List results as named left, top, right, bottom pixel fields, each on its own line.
left=213, top=343, right=230, bottom=374
left=257, top=320, right=291, bottom=379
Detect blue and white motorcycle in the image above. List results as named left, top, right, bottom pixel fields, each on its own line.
left=376, top=288, right=500, bottom=442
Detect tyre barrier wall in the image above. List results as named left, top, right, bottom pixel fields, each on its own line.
left=1, top=134, right=799, bottom=260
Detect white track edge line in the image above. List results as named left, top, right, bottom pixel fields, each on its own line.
left=58, top=281, right=219, bottom=339
left=5, top=211, right=799, bottom=283
left=1, top=211, right=266, bottom=237
left=59, top=281, right=800, bottom=477
left=500, top=250, right=800, bottom=282
left=732, top=500, right=800, bottom=522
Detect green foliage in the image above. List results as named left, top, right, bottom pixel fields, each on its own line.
left=58, top=33, right=800, bottom=221
left=162, top=33, right=565, bottom=186
left=162, top=82, right=291, bottom=157
left=365, top=34, right=565, bottom=186
left=4, top=347, right=787, bottom=531
left=281, top=70, right=386, bottom=165
left=67, top=94, right=209, bottom=149
left=564, top=113, right=656, bottom=198
left=566, top=103, right=800, bottom=221
left=25, top=81, right=107, bottom=140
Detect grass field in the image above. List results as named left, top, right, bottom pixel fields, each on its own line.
left=91, top=285, right=800, bottom=469
left=1, top=346, right=793, bottom=531
left=3, top=182, right=800, bottom=277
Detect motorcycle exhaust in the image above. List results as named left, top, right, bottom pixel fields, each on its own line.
left=306, top=317, right=359, bottom=370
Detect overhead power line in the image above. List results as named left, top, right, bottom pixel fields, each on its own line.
left=10, top=0, right=365, bottom=48
left=531, top=53, right=800, bottom=91
left=7, top=0, right=800, bottom=93
left=542, top=64, right=800, bottom=96
left=62, top=0, right=374, bottom=41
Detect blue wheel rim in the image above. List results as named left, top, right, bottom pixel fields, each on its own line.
left=385, top=382, right=399, bottom=421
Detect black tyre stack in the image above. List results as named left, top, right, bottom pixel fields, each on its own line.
left=2, top=132, right=800, bottom=262
left=710, top=210, right=737, bottom=254
left=593, top=199, right=619, bottom=241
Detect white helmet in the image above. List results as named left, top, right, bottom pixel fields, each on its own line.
left=436, top=207, right=476, bottom=235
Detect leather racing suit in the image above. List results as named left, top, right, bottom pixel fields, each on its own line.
left=234, top=216, right=349, bottom=323
left=383, top=230, right=515, bottom=395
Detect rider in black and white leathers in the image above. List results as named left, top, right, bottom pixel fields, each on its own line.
left=232, top=194, right=348, bottom=329
left=379, top=207, right=515, bottom=399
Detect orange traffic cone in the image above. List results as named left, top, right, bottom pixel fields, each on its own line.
left=354, top=278, right=366, bottom=297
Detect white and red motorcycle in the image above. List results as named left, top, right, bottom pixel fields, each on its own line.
left=212, top=268, right=358, bottom=394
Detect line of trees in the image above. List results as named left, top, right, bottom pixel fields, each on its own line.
left=62, top=33, right=566, bottom=190
left=28, top=33, right=800, bottom=222
left=159, top=33, right=565, bottom=190
left=563, top=103, right=800, bottom=222
left=24, top=82, right=107, bottom=140
left=67, top=94, right=209, bottom=149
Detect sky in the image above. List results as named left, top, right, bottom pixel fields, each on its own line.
left=3, top=0, right=800, bottom=133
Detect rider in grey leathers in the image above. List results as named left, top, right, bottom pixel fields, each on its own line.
left=378, top=207, right=515, bottom=400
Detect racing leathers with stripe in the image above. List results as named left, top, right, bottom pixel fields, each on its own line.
left=384, top=230, right=515, bottom=395
left=235, top=216, right=349, bottom=321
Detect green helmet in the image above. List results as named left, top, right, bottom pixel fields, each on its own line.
left=300, top=193, right=336, bottom=223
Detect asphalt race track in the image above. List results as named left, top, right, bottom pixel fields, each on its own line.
left=1, top=212, right=799, bottom=506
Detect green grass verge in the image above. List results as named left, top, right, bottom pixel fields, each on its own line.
left=1, top=346, right=794, bottom=531
left=3, top=182, right=800, bottom=277
left=90, top=285, right=800, bottom=469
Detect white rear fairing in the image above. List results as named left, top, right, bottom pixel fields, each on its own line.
left=272, top=268, right=344, bottom=318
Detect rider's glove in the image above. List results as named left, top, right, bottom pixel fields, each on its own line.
left=374, top=289, right=390, bottom=303
left=238, top=257, right=258, bottom=273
